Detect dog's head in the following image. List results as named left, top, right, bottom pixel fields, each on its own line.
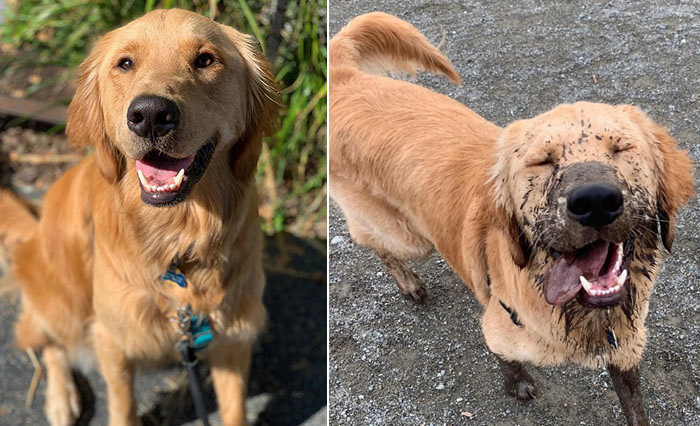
left=492, top=102, right=693, bottom=308
left=67, top=9, right=279, bottom=207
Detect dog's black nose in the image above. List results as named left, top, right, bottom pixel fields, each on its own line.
left=127, top=95, right=180, bottom=138
left=567, top=183, right=624, bottom=229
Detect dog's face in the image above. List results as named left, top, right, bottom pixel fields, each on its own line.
left=493, top=102, right=693, bottom=308
left=67, top=9, right=278, bottom=206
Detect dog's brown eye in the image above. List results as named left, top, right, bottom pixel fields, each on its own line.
left=194, top=53, right=215, bottom=68
left=117, top=58, right=134, bottom=71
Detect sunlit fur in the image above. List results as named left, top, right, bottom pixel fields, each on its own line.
left=1, top=9, right=278, bottom=426
left=330, top=11, right=693, bottom=381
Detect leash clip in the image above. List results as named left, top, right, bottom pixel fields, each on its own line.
left=176, top=303, right=194, bottom=346
left=175, top=303, right=212, bottom=352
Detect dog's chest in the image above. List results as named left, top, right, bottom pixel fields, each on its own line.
left=92, top=250, right=228, bottom=362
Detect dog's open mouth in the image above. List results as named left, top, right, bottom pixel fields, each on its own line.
left=545, top=239, right=631, bottom=307
left=134, top=138, right=217, bottom=206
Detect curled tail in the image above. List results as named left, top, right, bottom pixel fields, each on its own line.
left=330, top=12, right=461, bottom=84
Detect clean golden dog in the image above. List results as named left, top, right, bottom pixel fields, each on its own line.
left=329, top=13, right=693, bottom=426
left=1, top=9, right=278, bottom=426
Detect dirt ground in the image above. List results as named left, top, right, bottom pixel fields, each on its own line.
left=329, top=1, right=700, bottom=425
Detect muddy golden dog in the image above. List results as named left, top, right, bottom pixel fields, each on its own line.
left=0, top=9, right=278, bottom=426
left=329, top=13, right=693, bottom=425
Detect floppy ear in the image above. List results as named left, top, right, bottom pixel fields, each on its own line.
left=66, top=32, right=124, bottom=184
left=489, top=148, right=530, bottom=266
left=488, top=124, right=531, bottom=267
left=621, top=105, right=694, bottom=252
left=494, top=208, right=531, bottom=268
left=649, top=121, right=694, bottom=252
left=220, top=25, right=281, bottom=179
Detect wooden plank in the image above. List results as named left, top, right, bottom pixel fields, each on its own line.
left=0, top=94, right=67, bottom=125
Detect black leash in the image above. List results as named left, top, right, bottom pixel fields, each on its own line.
left=176, top=303, right=213, bottom=426
left=177, top=339, right=211, bottom=426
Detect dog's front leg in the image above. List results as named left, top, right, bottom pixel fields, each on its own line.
left=207, top=340, right=253, bottom=426
left=496, top=355, right=539, bottom=400
left=607, top=364, right=649, bottom=426
left=95, top=322, right=140, bottom=426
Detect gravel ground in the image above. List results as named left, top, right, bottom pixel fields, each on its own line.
left=329, top=1, right=700, bottom=425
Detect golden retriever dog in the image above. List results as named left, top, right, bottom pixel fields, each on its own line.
left=329, top=13, right=693, bottom=426
left=0, top=8, right=278, bottom=426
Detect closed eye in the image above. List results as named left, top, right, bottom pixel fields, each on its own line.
left=527, top=154, right=554, bottom=167
left=613, top=144, right=634, bottom=154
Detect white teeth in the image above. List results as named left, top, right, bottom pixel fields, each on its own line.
left=612, top=244, right=624, bottom=272
left=174, top=169, right=185, bottom=187
left=616, top=269, right=628, bottom=286
left=137, top=170, right=149, bottom=186
left=580, top=276, right=593, bottom=293
left=141, top=169, right=184, bottom=194
left=581, top=271, right=627, bottom=298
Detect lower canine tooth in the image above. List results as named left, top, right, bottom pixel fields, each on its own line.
left=616, top=269, right=628, bottom=286
left=174, top=168, right=185, bottom=187
left=580, top=276, right=593, bottom=293
left=137, top=170, right=148, bottom=186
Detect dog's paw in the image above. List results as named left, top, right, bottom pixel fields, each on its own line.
left=45, top=377, right=81, bottom=426
left=504, top=373, right=538, bottom=401
left=400, top=286, right=429, bottom=305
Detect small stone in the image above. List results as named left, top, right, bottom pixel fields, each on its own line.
left=358, top=395, right=364, bottom=400
left=436, top=383, right=445, bottom=390
left=331, top=236, right=344, bottom=245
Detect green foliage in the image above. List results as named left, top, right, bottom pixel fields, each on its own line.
left=0, top=0, right=327, bottom=237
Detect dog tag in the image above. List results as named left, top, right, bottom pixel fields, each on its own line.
left=162, top=267, right=187, bottom=288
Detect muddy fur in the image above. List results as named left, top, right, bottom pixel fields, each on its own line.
left=329, top=12, right=694, bottom=425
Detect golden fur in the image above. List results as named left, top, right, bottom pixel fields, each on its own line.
left=1, top=9, right=278, bottom=426
left=330, top=12, right=694, bottom=423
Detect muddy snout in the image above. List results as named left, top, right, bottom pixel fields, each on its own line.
left=567, top=183, right=623, bottom=230
left=550, top=161, right=633, bottom=250
left=127, top=95, right=180, bottom=139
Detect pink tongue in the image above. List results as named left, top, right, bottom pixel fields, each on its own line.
left=134, top=154, right=194, bottom=185
left=544, top=241, right=610, bottom=305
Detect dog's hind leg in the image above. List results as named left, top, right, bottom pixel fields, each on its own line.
left=607, top=364, right=649, bottom=426
left=496, top=356, right=538, bottom=401
left=333, top=189, right=433, bottom=304
left=376, top=251, right=428, bottom=304
left=43, top=345, right=81, bottom=426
